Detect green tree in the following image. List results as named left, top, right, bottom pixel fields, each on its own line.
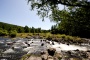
left=37, top=28, right=41, bottom=33
left=30, top=27, right=35, bottom=33
left=53, top=7, right=90, bottom=37
left=24, top=26, right=30, bottom=33
left=28, top=0, right=90, bottom=21
left=18, top=27, right=24, bottom=33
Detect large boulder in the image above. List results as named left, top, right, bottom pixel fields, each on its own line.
left=47, top=48, right=56, bottom=56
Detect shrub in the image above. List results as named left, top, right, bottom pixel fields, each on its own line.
left=9, top=30, right=17, bottom=38
left=0, top=30, right=8, bottom=36
left=60, top=34, right=66, bottom=39
left=46, top=35, right=52, bottom=40
left=65, top=36, right=73, bottom=41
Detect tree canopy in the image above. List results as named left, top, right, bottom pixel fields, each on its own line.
left=27, top=0, right=90, bottom=38
left=28, top=0, right=90, bottom=21
left=50, top=7, right=90, bottom=38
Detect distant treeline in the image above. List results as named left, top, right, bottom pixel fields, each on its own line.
left=0, top=22, right=50, bottom=37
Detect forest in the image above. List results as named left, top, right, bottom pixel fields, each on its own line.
left=0, top=22, right=49, bottom=37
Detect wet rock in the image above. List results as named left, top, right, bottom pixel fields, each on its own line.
left=6, top=42, right=13, bottom=45
left=52, top=42, right=54, bottom=45
left=27, top=56, right=42, bottom=60
left=87, top=50, right=90, bottom=52
left=47, top=48, right=56, bottom=56
left=27, top=44, right=30, bottom=47
left=53, top=57, right=59, bottom=60
left=74, top=49, right=79, bottom=51
left=41, top=54, right=48, bottom=60
left=41, top=51, right=47, bottom=55
left=67, top=43, right=69, bottom=46
left=80, top=52, right=88, bottom=58
left=48, top=56, right=53, bottom=60
left=41, top=43, right=44, bottom=46
left=86, top=52, right=90, bottom=59
left=69, top=58, right=81, bottom=60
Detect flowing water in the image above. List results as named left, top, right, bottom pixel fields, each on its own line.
left=0, top=37, right=89, bottom=60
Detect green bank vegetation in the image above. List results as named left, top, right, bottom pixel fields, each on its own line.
left=17, top=33, right=82, bottom=43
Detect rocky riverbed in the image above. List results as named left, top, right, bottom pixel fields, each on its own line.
left=0, top=37, right=90, bottom=60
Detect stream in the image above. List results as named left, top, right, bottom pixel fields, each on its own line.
left=0, top=37, right=90, bottom=60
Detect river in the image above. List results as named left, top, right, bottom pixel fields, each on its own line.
left=0, top=37, right=90, bottom=60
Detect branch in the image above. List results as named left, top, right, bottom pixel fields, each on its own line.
left=57, top=0, right=90, bottom=7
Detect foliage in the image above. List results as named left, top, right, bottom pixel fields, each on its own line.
left=9, top=30, right=17, bottom=38
left=18, top=27, right=24, bottom=33
left=50, top=7, right=90, bottom=38
left=0, top=29, right=8, bottom=36
left=24, top=26, right=30, bottom=33
left=28, top=0, right=90, bottom=21
left=0, top=22, right=49, bottom=36
left=27, top=0, right=90, bottom=38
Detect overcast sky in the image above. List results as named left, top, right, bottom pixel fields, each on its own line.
left=0, top=0, right=64, bottom=30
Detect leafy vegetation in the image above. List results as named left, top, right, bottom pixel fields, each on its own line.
left=50, top=7, right=90, bottom=38
left=0, top=29, right=8, bottom=36
left=0, top=22, right=49, bottom=37
left=28, top=0, right=90, bottom=21
left=9, top=30, right=17, bottom=38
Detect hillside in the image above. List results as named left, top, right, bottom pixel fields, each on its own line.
left=0, top=22, right=49, bottom=33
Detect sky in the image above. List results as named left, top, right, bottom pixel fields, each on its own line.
left=0, top=0, right=64, bottom=30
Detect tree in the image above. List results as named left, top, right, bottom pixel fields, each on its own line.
left=30, top=27, right=35, bottom=33
left=28, top=0, right=90, bottom=21
left=53, top=7, right=90, bottom=37
left=37, top=28, right=41, bottom=33
left=24, top=26, right=30, bottom=33
left=18, top=27, right=24, bottom=33
left=51, top=25, right=58, bottom=34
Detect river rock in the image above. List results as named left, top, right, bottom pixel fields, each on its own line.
left=48, top=56, right=53, bottom=60
left=69, top=58, right=81, bottom=60
left=41, top=54, right=48, bottom=60
left=47, top=48, right=56, bottom=56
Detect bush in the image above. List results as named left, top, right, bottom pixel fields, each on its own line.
left=0, top=30, right=8, bottom=36
left=60, top=34, right=66, bottom=39
left=9, top=30, right=17, bottom=38
left=65, top=36, right=73, bottom=41
left=46, top=35, right=52, bottom=40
